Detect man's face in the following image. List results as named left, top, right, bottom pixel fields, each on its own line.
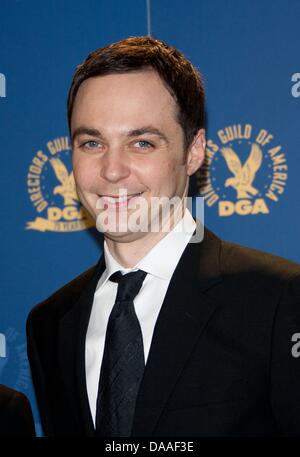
left=71, top=70, right=205, bottom=242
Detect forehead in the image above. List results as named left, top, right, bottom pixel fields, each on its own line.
left=71, top=70, right=178, bottom=130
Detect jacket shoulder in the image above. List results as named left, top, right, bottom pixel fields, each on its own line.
left=219, top=235, right=300, bottom=280
left=27, top=263, right=99, bottom=324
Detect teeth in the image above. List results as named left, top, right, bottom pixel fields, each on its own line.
left=104, top=195, right=128, bottom=203
left=102, top=193, right=141, bottom=203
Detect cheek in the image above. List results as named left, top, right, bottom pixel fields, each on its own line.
left=73, top=156, right=96, bottom=188
left=150, top=156, right=172, bottom=176
left=166, top=158, right=184, bottom=180
left=165, top=159, right=187, bottom=193
left=144, top=156, right=185, bottom=190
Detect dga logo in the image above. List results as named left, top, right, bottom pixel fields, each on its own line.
left=0, top=328, right=31, bottom=391
left=26, top=136, right=94, bottom=232
left=197, top=124, right=288, bottom=216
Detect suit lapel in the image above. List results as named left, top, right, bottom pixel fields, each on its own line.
left=58, top=255, right=106, bottom=435
left=132, top=228, right=223, bottom=436
left=57, top=225, right=223, bottom=436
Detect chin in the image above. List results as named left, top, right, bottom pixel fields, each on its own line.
left=101, top=230, right=145, bottom=243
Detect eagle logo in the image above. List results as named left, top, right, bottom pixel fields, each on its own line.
left=50, top=158, right=79, bottom=205
left=221, top=143, right=263, bottom=199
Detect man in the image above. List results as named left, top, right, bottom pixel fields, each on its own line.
left=27, top=36, right=300, bottom=437
left=0, top=384, right=35, bottom=436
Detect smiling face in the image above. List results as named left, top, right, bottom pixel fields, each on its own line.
left=71, top=70, right=205, bottom=244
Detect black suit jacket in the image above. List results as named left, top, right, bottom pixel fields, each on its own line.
left=0, top=384, right=35, bottom=436
left=26, top=228, right=300, bottom=436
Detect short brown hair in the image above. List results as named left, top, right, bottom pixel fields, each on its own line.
left=67, top=36, right=205, bottom=150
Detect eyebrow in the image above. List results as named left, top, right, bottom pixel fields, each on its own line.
left=71, top=126, right=169, bottom=145
left=71, top=127, right=103, bottom=145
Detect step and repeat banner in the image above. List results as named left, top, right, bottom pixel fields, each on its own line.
left=1, top=0, right=300, bottom=434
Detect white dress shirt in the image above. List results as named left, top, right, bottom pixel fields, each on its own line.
left=85, top=208, right=196, bottom=425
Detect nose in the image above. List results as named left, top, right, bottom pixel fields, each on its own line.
left=99, top=147, right=131, bottom=183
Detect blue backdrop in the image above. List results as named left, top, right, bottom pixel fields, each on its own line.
left=1, top=0, right=300, bottom=435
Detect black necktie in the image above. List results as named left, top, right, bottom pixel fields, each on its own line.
left=95, top=269, right=147, bottom=437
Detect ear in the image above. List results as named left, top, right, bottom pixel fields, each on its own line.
left=187, top=129, right=206, bottom=176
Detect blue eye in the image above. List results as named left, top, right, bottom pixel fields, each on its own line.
left=135, top=140, right=153, bottom=149
left=81, top=140, right=100, bottom=149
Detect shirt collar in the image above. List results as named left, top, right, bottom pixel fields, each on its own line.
left=96, top=208, right=196, bottom=291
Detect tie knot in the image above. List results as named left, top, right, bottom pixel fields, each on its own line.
left=109, top=269, right=147, bottom=302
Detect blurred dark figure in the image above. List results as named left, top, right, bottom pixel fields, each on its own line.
left=0, top=384, right=35, bottom=436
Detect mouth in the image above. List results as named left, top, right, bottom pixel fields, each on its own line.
left=98, top=192, right=144, bottom=208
